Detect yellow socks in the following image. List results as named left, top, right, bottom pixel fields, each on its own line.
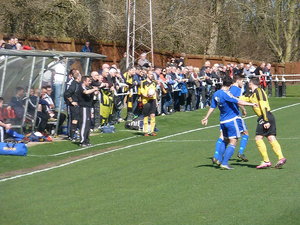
left=143, top=116, right=149, bottom=133
left=256, top=139, right=270, bottom=162
left=150, top=116, right=156, bottom=133
left=269, top=139, right=284, bottom=160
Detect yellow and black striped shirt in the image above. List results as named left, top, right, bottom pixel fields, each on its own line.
left=240, top=88, right=271, bottom=121
left=140, top=80, right=156, bottom=105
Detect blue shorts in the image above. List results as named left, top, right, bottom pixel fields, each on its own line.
left=220, top=118, right=247, bottom=139
left=238, top=118, right=247, bottom=133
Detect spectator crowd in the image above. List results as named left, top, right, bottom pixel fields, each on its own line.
left=0, top=36, right=33, bottom=50
left=0, top=39, right=275, bottom=146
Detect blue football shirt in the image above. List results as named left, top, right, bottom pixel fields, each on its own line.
left=229, top=85, right=242, bottom=98
left=211, top=89, right=240, bottom=122
left=230, top=85, right=244, bottom=116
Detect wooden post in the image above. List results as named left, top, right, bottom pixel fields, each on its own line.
left=222, top=56, right=225, bottom=66
left=53, top=38, right=58, bottom=51
left=161, top=53, right=165, bottom=68
left=201, top=56, right=206, bottom=67
left=113, top=41, right=117, bottom=64
left=71, top=39, right=76, bottom=52
left=99, top=41, right=105, bottom=65
left=39, top=36, right=45, bottom=50
left=99, top=42, right=104, bottom=54
left=274, top=63, right=279, bottom=74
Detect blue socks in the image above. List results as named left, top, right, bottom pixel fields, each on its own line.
left=213, top=134, right=247, bottom=165
left=222, top=144, right=236, bottom=165
left=239, top=134, right=249, bottom=154
left=214, top=138, right=226, bottom=161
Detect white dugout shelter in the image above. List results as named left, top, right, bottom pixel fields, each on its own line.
left=0, top=49, right=106, bottom=135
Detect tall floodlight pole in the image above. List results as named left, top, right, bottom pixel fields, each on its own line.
left=126, top=0, right=154, bottom=68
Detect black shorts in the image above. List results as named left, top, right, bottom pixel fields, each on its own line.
left=69, top=105, right=80, bottom=121
left=142, top=99, right=157, bottom=117
left=256, top=112, right=276, bottom=136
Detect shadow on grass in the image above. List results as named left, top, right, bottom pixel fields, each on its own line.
left=195, top=157, right=257, bottom=169
left=195, top=164, right=220, bottom=169
left=196, top=158, right=221, bottom=169
left=133, top=132, right=160, bottom=137
left=230, top=162, right=257, bottom=168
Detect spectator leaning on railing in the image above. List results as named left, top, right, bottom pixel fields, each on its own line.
left=263, top=63, right=273, bottom=96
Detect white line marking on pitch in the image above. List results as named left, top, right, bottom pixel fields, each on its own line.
left=52, top=136, right=136, bottom=156
left=1, top=102, right=300, bottom=183
left=156, top=137, right=300, bottom=143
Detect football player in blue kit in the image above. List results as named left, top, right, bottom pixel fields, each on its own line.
left=201, top=76, right=256, bottom=170
left=213, top=75, right=249, bottom=165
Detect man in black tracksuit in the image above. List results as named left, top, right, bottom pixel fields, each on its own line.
left=64, top=72, right=81, bottom=140
left=76, top=76, right=99, bottom=147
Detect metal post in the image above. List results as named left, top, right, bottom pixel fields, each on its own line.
left=126, top=0, right=131, bottom=68
left=274, top=76, right=279, bottom=97
left=0, top=56, right=8, bottom=97
left=282, top=76, right=286, bottom=97
left=126, top=0, right=154, bottom=68
left=211, top=79, right=216, bottom=95
left=201, top=83, right=206, bottom=108
left=55, top=58, right=69, bottom=136
left=149, top=0, right=154, bottom=66
left=132, top=0, right=136, bottom=67
left=126, top=0, right=136, bottom=68
left=32, top=57, right=46, bottom=131
left=267, top=82, right=272, bottom=97
left=21, top=57, right=36, bottom=130
left=84, top=57, right=90, bottom=76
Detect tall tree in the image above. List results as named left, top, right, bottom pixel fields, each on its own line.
left=0, top=0, right=299, bottom=62
left=236, top=0, right=300, bottom=62
left=206, top=0, right=223, bottom=55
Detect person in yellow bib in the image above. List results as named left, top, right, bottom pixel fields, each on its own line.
left=140, top=70, right=157, bottom=136
left=240, top=77, right=287, bottom=169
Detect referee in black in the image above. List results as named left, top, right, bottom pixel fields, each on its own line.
left=76, top=76, right=99, bottom=147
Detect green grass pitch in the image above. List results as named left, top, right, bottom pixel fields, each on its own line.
left=0, top=96, right=300, bottom=225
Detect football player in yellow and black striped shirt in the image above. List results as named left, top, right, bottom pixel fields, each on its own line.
left=240, top=77, right=286, bottom=169
left=140, top=70, right=157, bottom=136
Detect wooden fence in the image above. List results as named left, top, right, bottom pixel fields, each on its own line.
left=1, top=34, right=299, bottom=74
